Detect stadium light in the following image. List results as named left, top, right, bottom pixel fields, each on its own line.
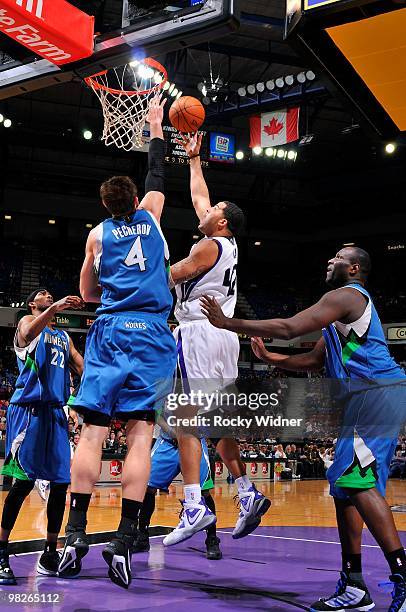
left=3, top=118, right=11, bottom=128
left=171, top=88, right=179, bottom=97
left=176, top=91, right=183, bottom=99
left=48, top=219, right=56, bottom=225
left=266, top=80, right=275, bottom=91
left=138, top=65, right=154, bottom=80
left=305, top=70, right=316, bottom=81
left=265, top=148, right=274, bottom=157
left=285, top=75, right=294, bottom=86
left=275, top=77, right=285, bottom=88
left=287, top=150, right=297, bottom=160
left=296, top=72, right=306, bottom=84
left=256, top=82, right=265, bottom=93
left=168, top=83, right=175, bottom=94
left=163, top=81, right=171, bottom=91
left=253, top=146, right=263, bottom=155
left=83, top=130, right=92, bottom=140
left=236, top=151, right=244, bottom=160
left=153, top=72, right=163, bottom=85
left=254, top=241, right=261, bottom=246
left=277, top=149, right=285, bottom=159
left=385, top=143, right=396, bottom=154
left=86, top=223, right=93, bottom=229
left=4, top=214, right=11, bottom=220
left=237, top=87, right=247, bottom=97
left=0, top=114, right=3, bottom=123
left=247, top=84, right=256, bottom=95
left=192, top=235, right=199, bottom=240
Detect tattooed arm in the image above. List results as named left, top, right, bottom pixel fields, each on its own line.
left=170, top=239, right=219, bottom=285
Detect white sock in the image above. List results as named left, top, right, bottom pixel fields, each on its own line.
left=184, top=484, right=201, bottom=504
left=236, top=475, right=252, bottom=494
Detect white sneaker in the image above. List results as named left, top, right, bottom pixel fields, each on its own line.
left=163, top=498, right=216, bottom=547
left=232, top=485, right=271, bottom=539
left=35, top=480, right=50, bottom=502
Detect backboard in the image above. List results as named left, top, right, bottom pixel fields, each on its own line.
left=0, top=0, right=239, bottom=100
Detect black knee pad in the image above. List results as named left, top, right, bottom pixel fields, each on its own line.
left=47, top=483, right=68, bottom=535
left=1, top=479, right=35, bottom=531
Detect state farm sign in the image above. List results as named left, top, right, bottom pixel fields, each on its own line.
left=0, top=0, right=94, bottom=65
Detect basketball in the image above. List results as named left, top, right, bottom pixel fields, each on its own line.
left=169, top=96, right=205, bottom=133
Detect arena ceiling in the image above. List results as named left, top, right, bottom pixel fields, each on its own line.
left=0, top=0, right=405, bottom=248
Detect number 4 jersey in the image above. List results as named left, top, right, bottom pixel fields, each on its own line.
left=175, top=236, right=238, bottom=322
left=11, top=327, right=70, bottom=405
left=94, top=209, right=173, bottom=317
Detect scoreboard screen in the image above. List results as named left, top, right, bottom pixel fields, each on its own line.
left=209, top=133, right=235, bottom=164
left=304, top=0, right=342, bottom=9
left=164, top=126, right=209, bottom=167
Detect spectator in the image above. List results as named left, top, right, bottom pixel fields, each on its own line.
left=389, top=450, right=406, bottom=479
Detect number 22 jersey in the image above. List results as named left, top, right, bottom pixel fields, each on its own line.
left=11, top=327, right=70, bottom=405
left=175, top=236, right=238, bottom=323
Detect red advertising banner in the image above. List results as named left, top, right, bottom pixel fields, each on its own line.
left=0, top=0, right=94, bottom=65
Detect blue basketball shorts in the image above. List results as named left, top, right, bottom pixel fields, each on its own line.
left=148, top=436, right=212, bottom=491
left=1, top=403, right=70, bottom=483
left=328, top=383, right=406, bottom=500
left=74, top=312, right=176, bottom=424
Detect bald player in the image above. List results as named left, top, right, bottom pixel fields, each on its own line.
left=202, top=246, right=406, bottom=612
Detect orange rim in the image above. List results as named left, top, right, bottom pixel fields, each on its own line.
left=84, top=57, right=167, bottom=96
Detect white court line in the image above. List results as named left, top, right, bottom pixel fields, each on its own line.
left=13, top=534, right=167, bottom=557
left=216, top=530, right=381, bottom=549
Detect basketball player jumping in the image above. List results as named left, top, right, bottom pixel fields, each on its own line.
left=163, top=132, right=271, bottom=547
left=0, top=289, right=84, bottom=585
left=58, top=95, right=177, bottom=589
left=202, top=246, right=406, bottom=612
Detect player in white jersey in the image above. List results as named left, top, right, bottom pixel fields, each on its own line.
left=163, top=133, right=271, bottom=546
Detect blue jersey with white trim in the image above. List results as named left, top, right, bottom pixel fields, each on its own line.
left=322, top=283, right=405, bottom=381
left=11, top=327, right=70, bottom=405
left=94, top=209, right=172, bottom=317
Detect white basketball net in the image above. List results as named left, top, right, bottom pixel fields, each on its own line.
left=85, top=59, right=167, bottom=152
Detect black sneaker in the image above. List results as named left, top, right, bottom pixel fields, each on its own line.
left=205, top=535, right=222, bottom=560
left=58, top=529, right=89, bottom=578
left=132, top=530, right=150, bottom=553
left=310, top=572, right=375, bottom=611
left=102, top=534, right=132, bottom=589
left=388, top=574, right=406, bottom=611
left=0, top=550, right=16, bottom=586
left=37, top=550, right=61, bottom=576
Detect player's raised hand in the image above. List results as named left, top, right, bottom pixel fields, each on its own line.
left=146, top=93, right=166, bottom=125
left=175, top=132, right=203, bottom=158
left=53, top=296, right=84, bottom=312
left=251, top=337, right=271, bottom=361
left=200, top=295, right=227, bottom=328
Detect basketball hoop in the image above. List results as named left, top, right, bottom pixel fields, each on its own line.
left=84, top=58, right=167, bottom=152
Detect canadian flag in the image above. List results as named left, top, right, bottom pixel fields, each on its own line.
left=249, top=108, right=300, bottom=148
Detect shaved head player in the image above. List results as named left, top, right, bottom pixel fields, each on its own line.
left=202, top=246, right=406, bottom=612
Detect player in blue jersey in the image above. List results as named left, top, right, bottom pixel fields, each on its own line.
left=58, top=95, right=177, bottom=589
left=133, top=434, right=222, bottom=560
left=202, top=246, right=406, bottom=612
left=0, top=289, right=84, bottom=585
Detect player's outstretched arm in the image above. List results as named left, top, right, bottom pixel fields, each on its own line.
left=139, top=94, right=167, bottom=223
left=17, top=295, right=83, bottom=347
left=80, top=230, right=102, bottom=303
left=175, top=133, right=210, bottom=222
left=251, top=336, right=325, bottom=372
left=69, top=337, right=84, bottom=377
left=170, top=239, right=219, bottom=286
left=200, top=289, right=355, bottom=339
